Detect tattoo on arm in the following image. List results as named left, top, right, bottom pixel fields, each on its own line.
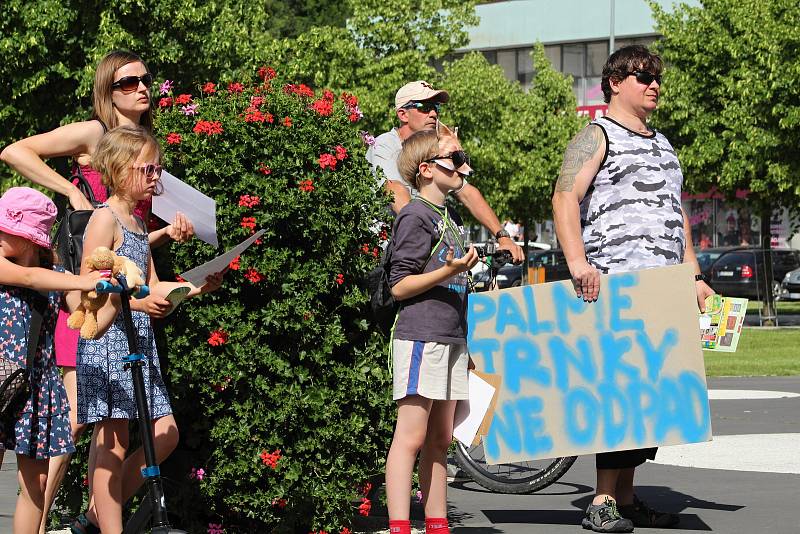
left=555, top=125, right=602, bottom=192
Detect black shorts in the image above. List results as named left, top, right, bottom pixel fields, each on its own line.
left=596, top=447, right=657, bottom=470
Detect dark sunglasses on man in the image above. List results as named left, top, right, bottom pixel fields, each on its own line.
left=112, top=73, right=155, bottom=93
left=627, top=70, right=661, bottom=86
left=402, top=100, right=442, bottom=114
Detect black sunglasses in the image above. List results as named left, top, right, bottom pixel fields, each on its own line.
left=112, top=73, right=154, bottom=93
left=425, top=150, right=470, bottom=169
left=402, top=101, right=442, bottom=114
left=627, top=70, right=661, bottom=86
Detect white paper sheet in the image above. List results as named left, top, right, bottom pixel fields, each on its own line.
left=179, top=229, right=266, bottom=287
left=152, top=170, right=218, bottom=247
left=453, top=372, right=497, bottom=447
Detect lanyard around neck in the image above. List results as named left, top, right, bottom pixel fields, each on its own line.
left=415, top=197, right=465, bottom=252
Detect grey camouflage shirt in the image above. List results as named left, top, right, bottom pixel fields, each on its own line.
left=580, top=116, right=686, bottom=273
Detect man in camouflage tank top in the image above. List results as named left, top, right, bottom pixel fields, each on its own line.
left=552, top=46, right=714, bottom=533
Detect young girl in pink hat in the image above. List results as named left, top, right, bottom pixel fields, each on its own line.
left=0, top=187, right=110, bottom=534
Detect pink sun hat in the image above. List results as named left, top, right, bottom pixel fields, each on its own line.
left=0, top=187, right=58, bottom=248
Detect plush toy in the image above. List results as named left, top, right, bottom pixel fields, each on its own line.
left=113, top=255, right=146, bottom=296
left=67, top=246, right=116, bottom=339
left=68, top=247, right=147, bottom=338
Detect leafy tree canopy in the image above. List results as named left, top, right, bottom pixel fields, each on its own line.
left=651, top=0, right=800, bottom=213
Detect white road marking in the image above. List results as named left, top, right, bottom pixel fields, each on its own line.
left=653, top=433, right=800, bottom=474
left=707, top=389, right=800, bottom=400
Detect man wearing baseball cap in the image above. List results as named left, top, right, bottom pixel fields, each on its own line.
left=367, top=81, right=523, bottom=262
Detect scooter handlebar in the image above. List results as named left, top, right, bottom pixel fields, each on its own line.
left=95, top=280, right=150, bottom=299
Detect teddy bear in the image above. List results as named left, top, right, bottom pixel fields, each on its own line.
left=67, top=246, right=116, bottom=339
left=113, top=254, right=147, bottom=297
left=67, top=246, right=147, bottom=339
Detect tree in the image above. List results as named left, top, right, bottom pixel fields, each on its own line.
left=439, top=46, right=583, bottom=249
left=651, top=0, right=800, bottom=321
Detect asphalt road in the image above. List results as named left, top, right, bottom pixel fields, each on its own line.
left=2, top=376, right=799, bottom=533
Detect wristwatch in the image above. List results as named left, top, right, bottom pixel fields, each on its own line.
left=495, top=229, right=511, bottom=240
left=695, top=273, right=708, bottom=283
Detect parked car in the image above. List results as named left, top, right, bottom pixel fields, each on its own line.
left=695, top=247, right=737, bottom=279
left=780, top=267, right=800, bottom=301
left=472, top=249, right=570, bottom=291
left=709, top=248, right=800, bottom=300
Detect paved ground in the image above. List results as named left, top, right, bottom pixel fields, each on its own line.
left=2, top=376, right=798, bottom=533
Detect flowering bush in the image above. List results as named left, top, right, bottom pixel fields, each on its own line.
left=62, top=68, right=393, bottom=533
left=154, top=69, right=393, bottom=532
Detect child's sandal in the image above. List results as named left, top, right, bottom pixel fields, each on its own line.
left=70, top=512, right=101, bottom=534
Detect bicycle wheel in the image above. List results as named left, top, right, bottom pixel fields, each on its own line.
left=454, top=440, right=577, bottom=494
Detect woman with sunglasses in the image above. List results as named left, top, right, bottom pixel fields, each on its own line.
left=1, top=49, right=194, bottom=534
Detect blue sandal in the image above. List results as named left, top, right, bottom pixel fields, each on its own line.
left=70, top=513, right=101, bottom=534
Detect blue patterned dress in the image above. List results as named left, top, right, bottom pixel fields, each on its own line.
left=77, top=205, right=172, bottom=423
left=0, top=284, right=74, bottom=458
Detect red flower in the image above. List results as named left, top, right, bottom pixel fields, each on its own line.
left=360, top=481, right=373, bottom=496
left=228, top=256, right=240, bottom=271
left=202, top=82, right=217, bottom=94
left=238, top=195, right=261, bottom=208
left=340, top=528, right=352, bottom=534
left=258, top=66, right=277, bottom=81
left=282, top=116, right=292, bottom=127
left=335, top=273, right=344, bottom=285
left=322, top=89, right=335, bottom=102
left=193, top=120, right=223, bottom=135
left=166, top=133, right=182, bottom=145
left=311, top=99, right=333, bottom=116
left=82, top=476, right=89, bottom=487
left=260, top=449, right=281, bottom=468
left=258, top=163, right=272, bottom=176
left=240, top=216, right=257, bottom=231
left=244, top=109, right=273, bottom=123
left=298, top=179, right=315, bottom=192
left=158, top=97, right=173, bottom=108
left=372, top=247, right=379, bottom=258
left=207, top=330, right=229, bottom=346
left=175, top=93, right=193, bottom=105
left=348, top=112, right=362, bottom=123
left=341, top=92, right=358, bottom=108
left=318, top=153, right=337, bottom=170
left=249, top=96, right=264, bottom=108
left=334, top=145, right=347, bottom=161
left=272, top=497, right=287, bottom=509
left=360, top=244, right=370, bottom=254
left=228, top=82, right=244, bottom=93
left=358, top=498, right=371, bottom=517
left=283, top=83, right=314, bottom=98
left=244, top=268, right=263, bottom=283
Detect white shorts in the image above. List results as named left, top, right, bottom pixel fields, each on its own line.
left=392, top=339, right=469, bottom=401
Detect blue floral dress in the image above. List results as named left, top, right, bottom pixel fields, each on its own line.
left=0, top=284, right=74, bottom=459
left=77, top=205, right=172, bottom=423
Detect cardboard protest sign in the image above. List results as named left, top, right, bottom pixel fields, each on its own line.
left=467, top=263, right=712, bottom=464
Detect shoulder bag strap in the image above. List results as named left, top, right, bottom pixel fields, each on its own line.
left=25, top=293, right=47, bottom=457
left=71, top=165, right=98, bottom=205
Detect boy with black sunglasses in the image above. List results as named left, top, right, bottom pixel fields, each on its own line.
left=552, top=44, right=714, bottom=533
left=366, top=80, right=523, bottom=264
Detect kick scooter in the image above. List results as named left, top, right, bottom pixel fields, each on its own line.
left=97, top=275, right=187, bottom=534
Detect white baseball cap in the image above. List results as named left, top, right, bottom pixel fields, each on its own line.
left=394, top=81, right=449, bottom=110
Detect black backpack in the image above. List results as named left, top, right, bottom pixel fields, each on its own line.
left=367, top=239, right=399, bottom=337
left=52, top=168, right=102, bottom=274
